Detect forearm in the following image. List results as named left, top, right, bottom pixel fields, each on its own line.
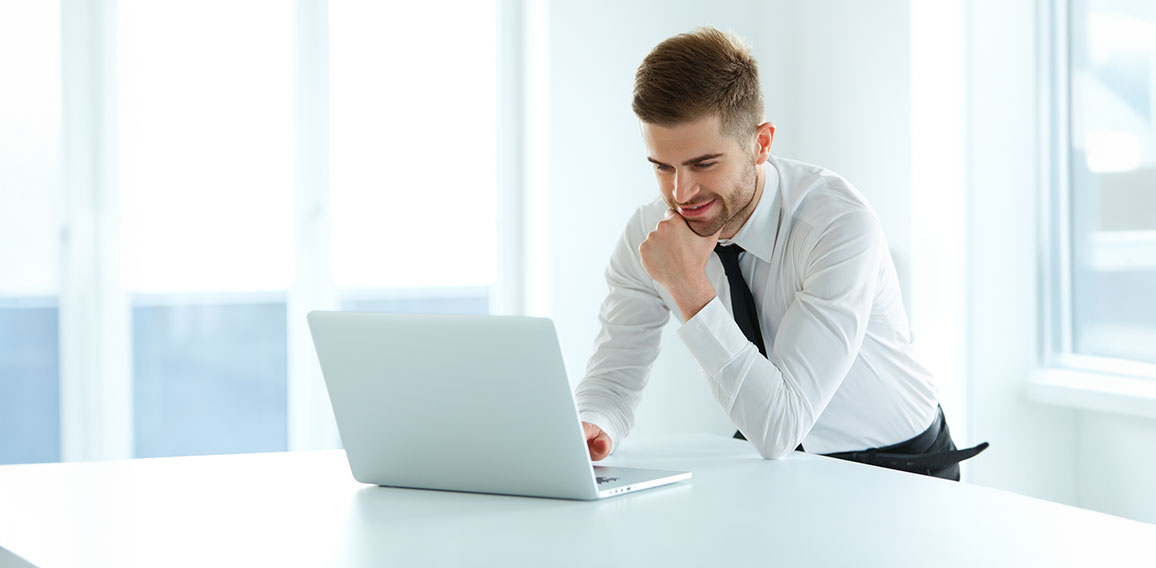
left=575, top=337, right=661, bottom=452
left=677, top=297, right=843, bottom=459
left=705, top=345, right=815, bottom=459
left=575, top=273, right=670, bottom=451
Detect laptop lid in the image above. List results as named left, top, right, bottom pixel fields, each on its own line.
left=307, top=311, right=687, bottom=500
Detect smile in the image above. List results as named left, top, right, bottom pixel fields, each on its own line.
left=679, top=200, right=715, bottom=217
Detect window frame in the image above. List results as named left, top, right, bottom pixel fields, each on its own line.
left=1029, top=0, right=1156, bottom=422
left=1043, top=0, right=1156, bottom=381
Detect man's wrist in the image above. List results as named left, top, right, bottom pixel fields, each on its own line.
left=668, top=276, right=717, bottom=322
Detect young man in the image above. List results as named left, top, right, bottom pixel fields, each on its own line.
left=573, top=27, right=984, bottom=480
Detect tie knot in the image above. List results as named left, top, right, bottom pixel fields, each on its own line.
left=714, top=243, right=746, bottom=261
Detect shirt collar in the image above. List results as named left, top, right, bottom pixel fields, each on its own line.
left=716, top=157, right=781, bottom=263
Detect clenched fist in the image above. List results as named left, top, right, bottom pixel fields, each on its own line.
left=639, top=210, right=720, bottom=321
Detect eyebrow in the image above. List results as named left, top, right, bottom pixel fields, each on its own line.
left=646, top=153, right=724, bottom=167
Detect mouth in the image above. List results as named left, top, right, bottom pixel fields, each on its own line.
left=678, top=200, right=715, bottom=218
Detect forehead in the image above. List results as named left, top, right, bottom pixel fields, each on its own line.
left=641, top=114, right=737, bottom=161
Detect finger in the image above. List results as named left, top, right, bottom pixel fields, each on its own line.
left=582, top=421, right=601, bottom=442
left=589, top=433, right=611, bottom=461
left=655, top=216, right=674, bottom=233
left=664, top=210, right=691, bottom=231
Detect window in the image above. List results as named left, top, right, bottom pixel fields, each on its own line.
left=118, top=0, right=295, bottom=457
left=0, top=1, right=506, bottom=464
left=1053, top=0, right=1156, bottom=371
left=0, top=2, right=61, bottom=465
left=329, top=0, right=498, bottom=313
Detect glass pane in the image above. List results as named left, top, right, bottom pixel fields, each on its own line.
left=132, top=297, right=287, bottom=457
left=0, top=300, right=60, bottom=465
left=0, top=2, right=61, bottom=464
left=117, top=1, right=294, bottom=456
left=1069, top=0, right=1156, bottom=364
left=329, top=0, right=498, bottom=293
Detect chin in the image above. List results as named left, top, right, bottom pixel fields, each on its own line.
left=687, top=220, right=723, bottom=237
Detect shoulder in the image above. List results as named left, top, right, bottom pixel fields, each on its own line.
left=774, top=157, right=886, bottom=262
left=775, top=156, right=880, bottom=234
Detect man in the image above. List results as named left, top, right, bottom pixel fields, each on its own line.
left=574, top=27, right=984, bottom=480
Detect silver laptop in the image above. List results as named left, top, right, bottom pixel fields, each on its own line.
left=307, top=311, right=691, bottom=500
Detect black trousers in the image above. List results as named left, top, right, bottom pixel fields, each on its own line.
left=736, top=406, right=987, bottom=481
left=823, top=406, right=987, bottom=481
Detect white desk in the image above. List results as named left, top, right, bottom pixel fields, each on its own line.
left=0, top=435, right=1152, bottom=567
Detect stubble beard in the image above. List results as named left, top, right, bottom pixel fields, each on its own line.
left=682, top=164, right=759, bottom=238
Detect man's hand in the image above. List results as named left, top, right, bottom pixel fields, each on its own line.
left=639, top=211, right=720, bottom=321
left=582, top=421, right=612, bottom=462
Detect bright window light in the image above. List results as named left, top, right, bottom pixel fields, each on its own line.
left=329, top=0, right=498, bottom=290
left=117, top=0, right=294, bottom=294
left=1085, top=129, right=1142, bottom=172
left=1064, top=0, right=1156, bottom=366
left=0, top=2, right=60, bottom=297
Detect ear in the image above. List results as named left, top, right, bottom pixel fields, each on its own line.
left=753, top=122, right=775, bottom=165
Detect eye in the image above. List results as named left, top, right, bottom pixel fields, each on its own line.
left=694, top=162, right=716, bottom=169
left=654, top=164, right=673, bottom=172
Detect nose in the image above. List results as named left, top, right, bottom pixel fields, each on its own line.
left=672, top=169, right=699, bottom=205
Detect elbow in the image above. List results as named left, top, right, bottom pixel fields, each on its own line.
left=749, top=434, right=798, bottom=460
left=736, top=389, right=814, bottom=460
left=755, top=445, right=795, bottom=460
left=747, top=425, right=806, bottom=460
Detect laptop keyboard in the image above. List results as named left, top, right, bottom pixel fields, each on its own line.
left=596, top=476, right=620, bottom=485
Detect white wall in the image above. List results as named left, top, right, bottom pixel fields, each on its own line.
left=1076, top=412, right=1156, bottom=522
left=965, top=0, right=1079, bottom=506
left=771, top=1, right=913, bottom=288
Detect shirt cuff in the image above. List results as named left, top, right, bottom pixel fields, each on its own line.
left=676, top=296, right=753, bottom=378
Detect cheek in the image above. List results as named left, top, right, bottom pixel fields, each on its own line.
left=700, top=171, right=727, bottom=193
left=729, top=167, right=752, bottom=188
left=710, top=171, right=742, bottom=202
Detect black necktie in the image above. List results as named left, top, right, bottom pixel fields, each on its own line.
left=714, top=243, right=767, bottom=358
left=715, top=243, right=802, bottom=451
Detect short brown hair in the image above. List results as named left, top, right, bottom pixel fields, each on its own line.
left=632, top=27, right=764, bottom=140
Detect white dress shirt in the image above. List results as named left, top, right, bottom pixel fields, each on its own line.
left=575, top=155, right=940, bottom=459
